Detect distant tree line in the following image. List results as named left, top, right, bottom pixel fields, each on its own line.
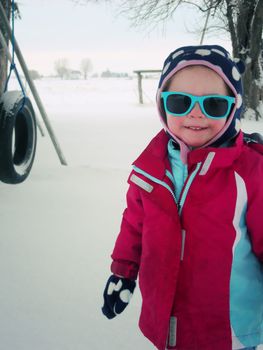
left=54, top=58, right=129, bottom=79
left=54, top=57, right=93, bottom=79
left=101, top=69, right=129, bottom=78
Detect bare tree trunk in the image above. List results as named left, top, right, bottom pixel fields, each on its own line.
left=248, top=0, right=263, bottom=120
left=226, top=0, right=263, bottom=120
left=0, top=0, right=11, bottom=96
left=225, top=0, right=238, bottom=56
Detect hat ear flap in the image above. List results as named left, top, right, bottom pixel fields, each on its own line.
left=233, top=58, right=245, bottom=74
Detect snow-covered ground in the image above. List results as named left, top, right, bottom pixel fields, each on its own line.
left=1, top=77, right=262, bottom=350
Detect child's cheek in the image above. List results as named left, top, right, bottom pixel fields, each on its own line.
left=167, top=114, right=184, bottom=136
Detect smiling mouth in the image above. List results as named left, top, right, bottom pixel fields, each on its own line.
left=185, top=126, right=208, bottom=131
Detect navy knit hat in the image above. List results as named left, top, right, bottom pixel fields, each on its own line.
left=156, top=45, right=245, bottom=149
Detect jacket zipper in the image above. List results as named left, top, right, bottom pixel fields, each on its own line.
left=177, top=162, right=202, bottom=261
left=134, top=163, right=202, bottom=263
left=178, top=162, right=202, bottom=215
left=133, top=162, right=202, bottom=215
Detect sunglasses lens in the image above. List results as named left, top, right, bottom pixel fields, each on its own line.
left=203, top=97, right=229, bottom=118
left=166, top=94, right=191, bottom=115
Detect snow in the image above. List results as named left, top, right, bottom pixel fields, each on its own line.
left=244, top=107, right=257, bottom=120
left=1, top=77, right=263, bottom=350
left=0, top=90, right=24, bottom=114
left=245, top=56, right=252, bottom=65
left=258, top=101, right=263, bottom=117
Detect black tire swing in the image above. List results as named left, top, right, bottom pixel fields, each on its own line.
left=0, top=1, right=37, bottom=184
left=0, top=91, right=37, bottom=183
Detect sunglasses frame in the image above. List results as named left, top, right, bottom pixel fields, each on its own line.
left=161, top=92, right=235, bottom=119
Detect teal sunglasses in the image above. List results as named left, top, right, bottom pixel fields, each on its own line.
left=161, top=92, right=235, bottom=119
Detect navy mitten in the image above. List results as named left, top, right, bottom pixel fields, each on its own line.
left=102, top=274, right=136, bottom=319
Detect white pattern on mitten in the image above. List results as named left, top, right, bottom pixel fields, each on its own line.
left=108, top=280, right=123, bottom=295
left=120, top=289, right=133, bottom=303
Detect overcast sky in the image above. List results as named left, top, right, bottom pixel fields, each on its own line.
left=13, top=0, right=232, bottom=75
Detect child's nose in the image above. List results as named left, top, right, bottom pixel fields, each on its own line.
left=189, top=102, right=205, bottom=118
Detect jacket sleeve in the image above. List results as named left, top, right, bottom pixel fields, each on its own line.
left=246, top=161, right=263, bottom=262
left=110, top=180, right=144, bottom=280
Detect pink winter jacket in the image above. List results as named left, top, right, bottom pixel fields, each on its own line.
left=110, top=129, right=263, bottom=350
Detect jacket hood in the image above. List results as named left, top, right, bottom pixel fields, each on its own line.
left=156, top=45, right=245, bottom=161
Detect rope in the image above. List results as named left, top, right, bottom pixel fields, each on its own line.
left=4, top=0, right=26, bottom=99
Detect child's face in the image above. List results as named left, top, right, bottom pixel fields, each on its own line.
left=166, top=66, right=230, bottom=148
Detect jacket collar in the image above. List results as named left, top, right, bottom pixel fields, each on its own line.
left=187, top=132, right=244, bottom=169
left=132, top=130, right=170, bottom=180
left=133, top=130, right=245, bottom=178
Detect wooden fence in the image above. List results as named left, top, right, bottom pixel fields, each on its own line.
left=133, top=69, right=161, bottom=104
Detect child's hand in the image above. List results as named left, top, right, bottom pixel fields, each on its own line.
left=102, top=274, right=136, bottom=319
